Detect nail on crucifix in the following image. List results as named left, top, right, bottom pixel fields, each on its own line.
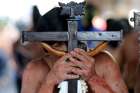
left=22, top=2, right=122, bottom=93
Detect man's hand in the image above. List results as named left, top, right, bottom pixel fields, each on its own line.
left=69, top=48, right=96, bottom=81
left=46, top=53, right=81, bottom=86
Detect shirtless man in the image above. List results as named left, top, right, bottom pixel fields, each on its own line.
left=106, top=17, right=139, bottom=93
left=21, top=1, right=128, bottom=93
left=21, top=27, right=128, bottom=93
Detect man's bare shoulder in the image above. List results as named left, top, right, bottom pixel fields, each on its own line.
left=95, top=51, right=117, bottom=65
left=23, top=57, right=50, bottom=78
left=21, top=57, right=50, bottom=93
left=94, top=51, right=119, bottom=76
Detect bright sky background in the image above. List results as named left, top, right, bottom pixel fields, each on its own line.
left=0, top=0, right=84, bottom=23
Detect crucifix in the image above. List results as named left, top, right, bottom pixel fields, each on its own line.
left=22, top=2, right=122, bottom=93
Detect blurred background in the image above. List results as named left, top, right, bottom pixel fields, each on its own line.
left=0, top=0, right=139, bottom=93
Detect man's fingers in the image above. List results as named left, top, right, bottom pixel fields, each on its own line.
left=74, top=48, right=88, bottom=58
left=75, top=48, right=87, bottom=54
left=70, top=51, right=87, bottom=62
left=72, top=68, right=83, bottom=76
left=69, top=57, right=87, bottom=69
left=66, top=62, right=76, bottom=67
left=66, top=74, right=79, bottom=79
left=74, top=48, right=95, bottom=62
left=66, top=66, right=77, bottom=72
left=59, top=53, right=72, bottom=63
left=65, top=66, right=83, bottom=75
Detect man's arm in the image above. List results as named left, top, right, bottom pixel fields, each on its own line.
left=21, top=59, right=50, bottom=93
left=21, top=53, right=81, bottom=93
left=88, top=75, right=114, bottom=93
left=87, top=52, right=128, bottom=93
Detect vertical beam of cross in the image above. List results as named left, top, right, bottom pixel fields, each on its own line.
left=67, top=19, right=79, bottom=93
left=68, top=19, right=78, bottom=51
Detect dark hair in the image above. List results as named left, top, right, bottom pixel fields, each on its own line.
left=34, top=7, right=87, bottom=50
left=32, top=5, right=41, bottom=30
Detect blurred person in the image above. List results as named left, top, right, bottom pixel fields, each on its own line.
left=0, top=21, right=20, bottom=93
left=135, top=45, right=140, bottom=93
left=107, top=29, right=138, bottom=93
left=86, top=0, right=133, bottom=19
left=13, top=6, right=43, bottom=91
left=106, top=18, right=139, bottom=93
left=122, top=32, right=139, bottom=93
left=86, top=1, right=139, bottom=93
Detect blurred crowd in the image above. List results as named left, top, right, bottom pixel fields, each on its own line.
left=0, top=20, right=19, bottom=93
left=0, top=0, right=139, bottom=93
